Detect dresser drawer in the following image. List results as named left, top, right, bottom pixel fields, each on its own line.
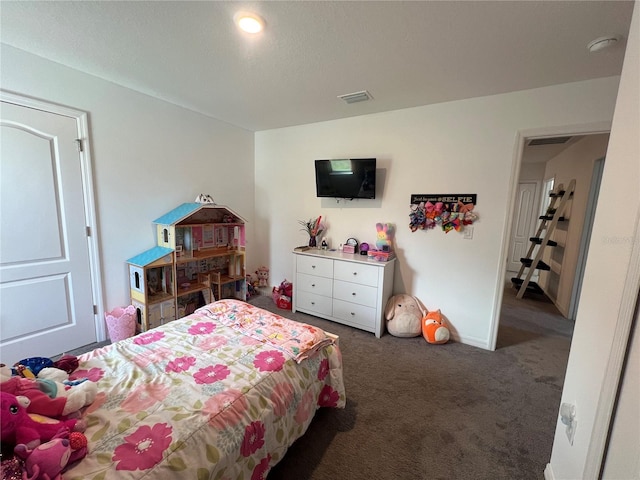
left=334, top=260, right=379, bottom=287
left=297, top=273, right=333, bottom=297
left=296, top=255, right=334, bottom=278
left=333, top=299, right=377, bottom=330
left=295, top=290, right=333, bottom=317
left=333, top=279, right=378, bottom=307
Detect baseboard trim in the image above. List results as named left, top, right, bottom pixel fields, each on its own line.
left=544, top=463, right=556, bottom=480
left=453, top=333, right=491, bottom=350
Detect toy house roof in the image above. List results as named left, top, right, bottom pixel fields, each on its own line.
left=153, top=203, right=246, bottom=226
left=127, top=246, right=174, bottom=267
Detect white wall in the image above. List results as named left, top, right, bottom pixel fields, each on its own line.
left=519, top=162, right=546, bottom=182
left=255, top=77, right=619, bottom=349
left=602, top=304, right=640, bottom=479
left=549, top=1, right=639, bottom=478
left=1, top=45, right=255, bottom=318
left=539, top=134, right=610, bottom=316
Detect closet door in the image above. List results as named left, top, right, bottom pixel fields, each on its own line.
left=0, top=95, right=99, bottom=363
left=507, top=181, right=540, bottom=273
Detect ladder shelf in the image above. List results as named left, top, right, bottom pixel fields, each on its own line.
left=511, top=179, right=575, bottom=299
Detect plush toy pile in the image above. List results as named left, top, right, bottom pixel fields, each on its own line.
left=384, top=294, right=451, bottom=344
left=0, top=355, right=96, bottom=478
left=272, top=279, right=293, bottom=310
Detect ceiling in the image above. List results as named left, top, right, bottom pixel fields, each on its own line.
left=0, top=1, right=634, bottom=132
left=522, top=136, right=579, bottom=164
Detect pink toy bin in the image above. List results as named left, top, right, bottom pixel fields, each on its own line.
left=105, top=305, right=136, bottom=342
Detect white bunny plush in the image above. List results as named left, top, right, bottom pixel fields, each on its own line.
left=384, top=294, right=425, bottom=337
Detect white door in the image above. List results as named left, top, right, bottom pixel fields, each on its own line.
left=0, top=97, right=99, bottom=364
left=507, top=181, right=540, bottom=273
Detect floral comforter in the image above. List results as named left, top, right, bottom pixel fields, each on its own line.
left=65, top=300, right=345, bottom=479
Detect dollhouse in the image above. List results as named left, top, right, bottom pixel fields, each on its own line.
left=127, top=203, right=246, bottom=332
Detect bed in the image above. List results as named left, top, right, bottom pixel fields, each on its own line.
left=64, top=299, right=345, bottom=479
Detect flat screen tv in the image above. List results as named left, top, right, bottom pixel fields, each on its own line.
left=315, top=158, right=376, bottom=199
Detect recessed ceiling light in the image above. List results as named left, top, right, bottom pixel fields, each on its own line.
left=587, top=35, right=622, bottom=53
left=234, top=11, right=265, bottom=34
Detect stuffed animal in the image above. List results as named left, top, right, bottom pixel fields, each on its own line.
left=422, top=309, right=450, bottom=345
left=376, top=222, right=394, bottom=250
left=14, top=430, right=88, bottom=479
left=1, top=375, right=68, bottom=419
left=0, top=392, right=85, bottom=450
left=4, top=355, right=80, bottom=379
left=255, top=266, right=269, bottom=287
left=2, top=367, right=97, bottom=418
left=384, top=294, right=425, bottom=337
left=37, top=368, right=98, bottom=416
left=272, top=279, right=293, bottom=310
left=194, top=193, right=215, bottom=204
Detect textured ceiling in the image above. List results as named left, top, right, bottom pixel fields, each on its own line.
left=0, top=1, right=634, bottom=131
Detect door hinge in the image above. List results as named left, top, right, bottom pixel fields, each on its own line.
left=93, top=305, right=98, bottom=315
left=75, top=138, right=84, bottom=152
left=86, top=226, right=91, bottom=236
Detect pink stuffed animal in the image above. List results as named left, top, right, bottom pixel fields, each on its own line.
left=1, top=376, right=68, bottom=418
left=14, top=430, right=88, bottom=480
left=0, top=391, right=84, bottom=450
left=1, top=367, right=96, bottom=419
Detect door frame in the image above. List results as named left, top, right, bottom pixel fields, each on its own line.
left=567, top=157, right=605, bottom=321
left=1, top=90, right=106, bottom=341
left=492, top=120, right=638, bottom=479
left=492, top=121, right=611, bottom=349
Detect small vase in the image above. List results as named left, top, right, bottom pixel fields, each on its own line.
left=308, top=236, right=317, bottom=248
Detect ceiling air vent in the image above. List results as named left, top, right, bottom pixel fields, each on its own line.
left=338, top=90, right=373, bottom=104
left=528, top=136, right=572, bottom=146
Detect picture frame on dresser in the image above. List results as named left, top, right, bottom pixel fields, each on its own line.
left=292, top=249, right=395, bottom=337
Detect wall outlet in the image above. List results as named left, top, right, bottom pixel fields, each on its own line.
left=464, top=227, right=474, bottom=240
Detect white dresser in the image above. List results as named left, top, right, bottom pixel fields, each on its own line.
left=292, top=250, right=395, bottom=337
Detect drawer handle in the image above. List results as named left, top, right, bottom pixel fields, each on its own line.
left=311, top=301, right=316, bottom=305
left=311, top=284, right=316, bottom=287
left=350, top=312, right=355, bottom=316
left=312, top=265, right=316, bottom=269
left=351, top=292, right=356, bottom=296
left=352, top=272, right=357, bottom=276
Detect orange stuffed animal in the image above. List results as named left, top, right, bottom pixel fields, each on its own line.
left=422, top=309, right=450, bottom=344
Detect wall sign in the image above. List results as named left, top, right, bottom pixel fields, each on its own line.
left=409, top=193, right=478, bottom=233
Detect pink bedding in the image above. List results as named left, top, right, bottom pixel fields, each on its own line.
left=65, top=299, right=345, bottom=479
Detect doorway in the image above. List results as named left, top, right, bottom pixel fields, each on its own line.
left=0, top=91, right=104, bottom=363
left=504, top=133, right=609, bottom=322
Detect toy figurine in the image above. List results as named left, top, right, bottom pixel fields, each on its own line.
left=255, top=266, right=269, bottom=287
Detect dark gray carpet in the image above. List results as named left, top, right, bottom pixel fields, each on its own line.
left=257, top=286, right=573, bottom=480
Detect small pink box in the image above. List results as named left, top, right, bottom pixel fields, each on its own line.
left=342, top=245, right=356, bottom=254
